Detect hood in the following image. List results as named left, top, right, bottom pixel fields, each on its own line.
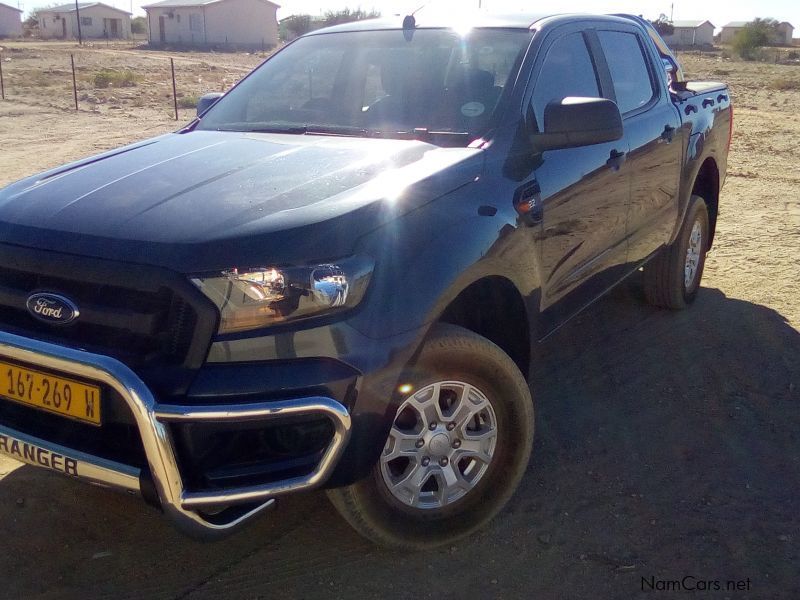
left=0, top=131, right=482, bottom=272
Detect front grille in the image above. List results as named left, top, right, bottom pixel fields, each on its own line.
left=0, top=245, right=218, bottom=387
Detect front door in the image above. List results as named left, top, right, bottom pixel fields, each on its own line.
left=523, top=28, right=631, bottom=332
left=159, top=16, right=166, bottom=43
left=110, top=18, right=119, bottom=38
left=61, top=18, right=67, bottom=39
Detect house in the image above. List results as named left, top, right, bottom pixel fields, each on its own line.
left=775, top=22, right=795, bottom=45
left=721, top=21, right=795, bottom=46
left=0, top=2, right=22, bottom=38
left=661, top=20, right=715, bottom=47
left=37, top=3, right=132, bottom=40
left=143, top=0, right=279, bottom=49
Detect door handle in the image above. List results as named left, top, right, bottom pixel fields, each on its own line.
left=606, top=149, right=627, bottom=171
left=660, top=124, right=676, bottom=143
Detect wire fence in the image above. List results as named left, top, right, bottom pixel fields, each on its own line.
left=0, top=43, right=267, bottom=120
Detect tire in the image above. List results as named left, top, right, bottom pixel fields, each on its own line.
left=643, top=195, right=710, bottom=309
left=327, top=323, right=534, bottom=549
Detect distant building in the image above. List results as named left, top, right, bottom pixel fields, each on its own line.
left=37, top=3, right=132, bottom=40
left=775, top=22, right=795, bottom=45
left=0, top=2, right=22, bottom=38
left=143, top=0, right=279, bottom=48
left=661, top=20, right=715, bottom=47
left=721, top=21, right=795, bottom=46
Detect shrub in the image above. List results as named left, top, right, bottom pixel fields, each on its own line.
left=733, top=28, right=767, bottom=60
left=177, top=94, right=198, bottom=108
left=769, top=78, right=800, bottom=91
left=93, top=69, right=137, bottom=88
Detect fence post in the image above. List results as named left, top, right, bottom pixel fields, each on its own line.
left=170, top=57, right=178, bottom=120
left=70, top=54, right=78, bottom=111
left=0, top=53, right=5, bottom=101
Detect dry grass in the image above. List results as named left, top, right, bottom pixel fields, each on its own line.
left=93, top=69, right=138, bottom=89
left=769, top=77, right=800, bottom=91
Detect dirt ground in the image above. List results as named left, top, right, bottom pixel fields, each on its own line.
left=0, top=42, right=799, bottom=599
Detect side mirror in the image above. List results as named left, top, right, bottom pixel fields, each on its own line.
left=197, top=92, right=224, bottom=117
left=533, top=97, right=623, bottom=151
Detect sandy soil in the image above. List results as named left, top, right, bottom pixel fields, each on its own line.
left=0, top=43, right=798, bottom=599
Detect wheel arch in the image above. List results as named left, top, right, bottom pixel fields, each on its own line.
left=691, top=157, right=720, bottom=247
left=436, top=275, right=531, bottom=379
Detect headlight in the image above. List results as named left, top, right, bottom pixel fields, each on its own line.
left=191, top=256, right=373, bottom=334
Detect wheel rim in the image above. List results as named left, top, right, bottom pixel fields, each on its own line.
left=684, top=219, right=703, bottom=289
left=379, top=381, right=498, bottom=510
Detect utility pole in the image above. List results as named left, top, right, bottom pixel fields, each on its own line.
left=670, top=3, right=674, bottom=21
left=75, top=0, right=83, bottom=45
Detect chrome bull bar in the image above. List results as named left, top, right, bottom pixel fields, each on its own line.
left=0, top=330, right=351, bottom=537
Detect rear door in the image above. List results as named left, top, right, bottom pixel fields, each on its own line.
left=523, top=26, right=631, bottom=330
left=595, top=27, right=683, bottom=265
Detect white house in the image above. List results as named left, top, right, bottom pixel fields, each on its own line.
left=0, top=2, right=22, bottom=38
left=661, top=20, right=715, bottom=47
left=143, top=0, right=279, bottom=49
left=38, top=3, right=132, bottom=40
left=721, top=21, right=794, bottom=45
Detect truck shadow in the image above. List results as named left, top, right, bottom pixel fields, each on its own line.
left=1, top=282, right=798, bottom=599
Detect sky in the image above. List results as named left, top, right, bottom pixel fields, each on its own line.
left=16, top=0, right=800, bottom=36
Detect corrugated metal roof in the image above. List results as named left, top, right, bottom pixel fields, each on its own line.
left=143, top=0, right=278, bottom=8
left=42, top=2, right=130, bottom=14
left=722, top=21, right=749, bottom=28
left=0, top=2, right=23, bottom=13
left=671, top=20, right=714, bottom=29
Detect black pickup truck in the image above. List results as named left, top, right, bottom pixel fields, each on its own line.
left=0, top=12, right=730, bottom=548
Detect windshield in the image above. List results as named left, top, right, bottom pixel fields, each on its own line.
left=197, top=28, right=532, bottom=145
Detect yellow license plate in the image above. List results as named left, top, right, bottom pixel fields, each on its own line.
left=1, top=360, right=101, bottom=425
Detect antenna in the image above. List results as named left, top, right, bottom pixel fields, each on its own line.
left=402, top=3, right=426, bottom=31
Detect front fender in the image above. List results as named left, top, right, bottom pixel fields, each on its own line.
left=349, top=182, right=541, bottom=341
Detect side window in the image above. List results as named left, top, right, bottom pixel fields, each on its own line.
left=597, top=31, right=655, bottom=114
left=531, top=32, right=600, bottom=130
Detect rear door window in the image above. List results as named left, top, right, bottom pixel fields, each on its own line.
left=596, top=30, right=656, bottom=114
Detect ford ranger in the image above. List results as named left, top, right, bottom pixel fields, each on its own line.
left=0, top=12, right=731, bottom=548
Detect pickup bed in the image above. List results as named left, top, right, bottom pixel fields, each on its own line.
left=0, top=11, right=730, bottom=548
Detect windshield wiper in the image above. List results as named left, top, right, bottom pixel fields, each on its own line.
left=226, top=124, right=370, bottom=137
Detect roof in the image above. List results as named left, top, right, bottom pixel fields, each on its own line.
left=309, top=11, right=559, bottom=34
left=671, top=20, right=714, bottom=29
left=40, top=2, right=130, bottom=15
left=722, top=21, right=749, bottom=28
left=143, top=0, right=278, bottom=8
left=0, top=2, right=22, bottom=13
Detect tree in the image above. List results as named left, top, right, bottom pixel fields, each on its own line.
left=650, top=14, right=674, bottom=37
left=323, top=8, right=380, bottom=28
left=280, top=14, right=318, bottom=41
left=131, top=16, right=147, bottom=35
left=23, top=9, right=41, bottom=37
left=732, top=18, right=777, bottom=59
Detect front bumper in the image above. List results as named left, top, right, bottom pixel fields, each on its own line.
left=0, top=330, right=351, bottom=537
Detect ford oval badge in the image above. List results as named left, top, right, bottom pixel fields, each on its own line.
left=26, top=293, right=80, bottom=326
